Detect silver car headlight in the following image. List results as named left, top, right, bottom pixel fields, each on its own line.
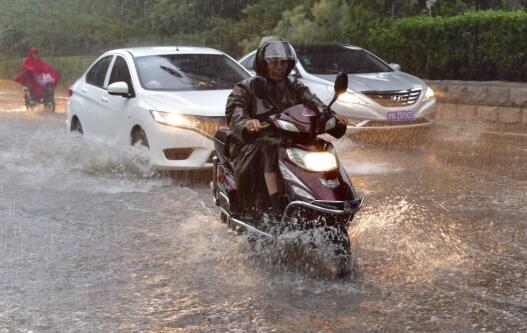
left=422, top=86, right=435, bottom=102
left=275, top=119, right=300, bottom=132
left=337, top=91, right=369, bottom=105
left=149, top=110, right=199, bottom=128
left=286, top=148, right=338, bottom=172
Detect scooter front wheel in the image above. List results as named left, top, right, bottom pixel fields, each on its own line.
left=45, top=101, right=55, bottom=112
left=220, top=210, right=228, bottom=224
left=330, top=225, right=354, bottom=278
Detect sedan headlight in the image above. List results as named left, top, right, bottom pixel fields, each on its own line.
left=286, top=148, right=338, bottom=172
left=149, top=110, right=199, bottom=128
left=337, top=91, right=369, bottom=105
left=423, top=86, right=435, bottom=102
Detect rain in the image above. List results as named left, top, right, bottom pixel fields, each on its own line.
left=1, top=1, right=526, bottom=332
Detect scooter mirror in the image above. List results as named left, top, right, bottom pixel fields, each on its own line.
left=326, top=72, right=349, bottom=110
left=251, top=76, right=269, bottom=100
left=334, top=72, right=348, bottom=97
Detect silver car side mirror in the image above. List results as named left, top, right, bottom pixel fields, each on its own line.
left=389, top=63, right=401, bottom=71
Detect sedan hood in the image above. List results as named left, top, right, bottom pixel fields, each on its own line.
left=316, top=72, right=426, bottom=92
left=142, top=90, right=231, bottom=116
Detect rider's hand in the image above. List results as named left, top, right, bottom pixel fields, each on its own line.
left=244, top=119, right=261, bottom=132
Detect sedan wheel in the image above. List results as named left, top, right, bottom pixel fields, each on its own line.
left=131, top=128, right=149, bottom=148
left=71, top=118, right=83, bottom=135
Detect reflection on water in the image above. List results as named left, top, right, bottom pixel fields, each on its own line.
left=0, top=84, right=526, bottom=332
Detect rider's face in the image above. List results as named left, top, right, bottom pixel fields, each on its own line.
left=266, top=59, right=289, bottom=81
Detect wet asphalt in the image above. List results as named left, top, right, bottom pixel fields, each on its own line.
left=0, top=80, right=526, bottom=332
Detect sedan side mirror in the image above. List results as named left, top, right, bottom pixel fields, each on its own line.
left=289, top=68, right=299, bottom=77
left=389, top=63, right=401, bottom=71
left=108, top=82, right=131, bottom=98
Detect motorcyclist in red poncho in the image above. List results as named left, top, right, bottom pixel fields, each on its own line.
left=13, top=47, right=60, bottom=112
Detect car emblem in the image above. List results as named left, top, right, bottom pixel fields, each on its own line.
left=391, top=95, right=404, bottom=102
left=320, top=178, right=340, bottom=188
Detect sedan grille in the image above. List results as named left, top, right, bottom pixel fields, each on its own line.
left=363, top=89, right=421, bottom=107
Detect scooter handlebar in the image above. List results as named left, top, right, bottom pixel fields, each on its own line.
left=259, top=122, right=270, bottom=129
left=243, top=121, right=273, bottom=144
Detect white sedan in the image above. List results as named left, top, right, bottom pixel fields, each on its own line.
left=67, top=46, right=251, bottom=170
left=239, top=44, right=436, bottom=132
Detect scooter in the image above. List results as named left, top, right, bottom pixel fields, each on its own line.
left=24, top=87, right=55, bottom=112
left=211, top=72, right=363, bottom=276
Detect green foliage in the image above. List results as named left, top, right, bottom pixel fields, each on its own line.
left=369, top=10, right=527, bottom=81
left=0, top=0, right=526, bottom=81
left=46, top=55, right=96, bottom=86
left=432, top=0, right=510, bottom=16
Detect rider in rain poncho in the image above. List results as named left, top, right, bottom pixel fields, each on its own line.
left=225, top=36, right=347, bottom=216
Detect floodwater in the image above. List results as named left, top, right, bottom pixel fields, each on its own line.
left=0, top=81, right=526, bottom=332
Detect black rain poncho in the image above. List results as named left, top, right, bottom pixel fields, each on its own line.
left=225, top=36, right=345, bottom=210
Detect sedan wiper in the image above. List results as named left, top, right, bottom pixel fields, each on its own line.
left=160, top=65, right=183, bottom=78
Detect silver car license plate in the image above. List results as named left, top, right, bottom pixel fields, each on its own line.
left=387, top=111, right=415, bottom=121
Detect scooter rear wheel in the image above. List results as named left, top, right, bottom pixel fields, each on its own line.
left=24, top=91, right=34, bottom=111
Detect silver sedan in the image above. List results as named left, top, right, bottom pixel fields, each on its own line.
left=239, top=44, right=437, bottom=132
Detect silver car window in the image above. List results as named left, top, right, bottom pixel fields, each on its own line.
left=135, top=54, right=250, bottom=91
left=240, top=53, right=256, bottom=70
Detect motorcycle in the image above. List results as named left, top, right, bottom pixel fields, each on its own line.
left=211, top=72, right=363, bottom=276
left=24, top=87, right=55, bottom=112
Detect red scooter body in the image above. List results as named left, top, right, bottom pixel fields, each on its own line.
left=212, top=73, right=363, bottom=276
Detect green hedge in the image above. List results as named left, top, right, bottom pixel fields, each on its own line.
left=0, top=55, right=96, bottom=87
left=2, top=10, right=526, bottom=83
left=368, top=10, right=527, bottom=81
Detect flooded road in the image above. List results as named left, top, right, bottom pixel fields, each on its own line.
left=1, top=81, right=526, bottom=332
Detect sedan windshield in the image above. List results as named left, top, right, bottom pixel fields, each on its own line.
left=296, top=46, right=393, bottom=75
left=135, top=54, right=249, bottom=91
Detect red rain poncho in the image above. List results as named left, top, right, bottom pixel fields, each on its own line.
left=13, top=48, right=61, bottom=99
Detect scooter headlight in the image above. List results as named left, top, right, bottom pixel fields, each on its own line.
left=149, top=110, right=199, bottom=128
left=275, top=119, right=300, bottom=132
left=286, top=148, right=338, bottom=172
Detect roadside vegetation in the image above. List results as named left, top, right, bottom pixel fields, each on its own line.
left=0, top=0, right=526, bottom=84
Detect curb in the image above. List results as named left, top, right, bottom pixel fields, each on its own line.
left=479, top=131, right=527, bottom=145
